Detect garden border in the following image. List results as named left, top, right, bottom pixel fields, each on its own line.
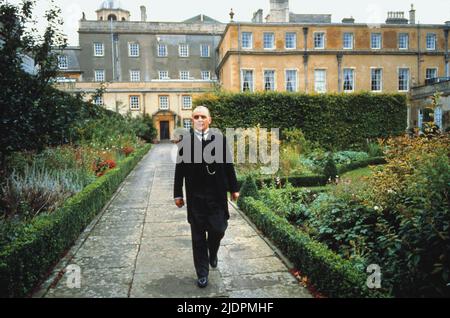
left=0, top=144, right=152, bottom=298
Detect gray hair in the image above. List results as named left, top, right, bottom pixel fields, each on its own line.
left=192, top=105, right=211, bottom=117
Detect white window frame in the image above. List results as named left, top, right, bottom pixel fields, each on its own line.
left=242, top=32, right=253, bottom=49
left=200, top=44, right=210, bottom=57
left=314, top=69, right=327, bottom=93
left=343, top=33, right=354, bottom=50
left=314, top=32, right=326, bottom=49
left=180, top=71, right=190, bottom=80
left=93, top=42, right=104, bottom=57
left=398, top=68, right=410, bottom=92
left=263, top=69, right=276, bottom=91
left=285, top=69, right=298, bottom=92
left=158, top=71, right=169, bottom=80
left=201, top=71, right=211, bottom=80
left=182, top=95, right=192, bottom=110
left=263, top=32, right=275, bottom=50
left=343, top=68, right=355, bottom=92
left=159, top=96, right=169, bottom=110
left=371, top=68, right=383, bottom=92
left=179, top=44, right=189, bottom=57
left=426, top=68, right=438, bottom=82
left=94, top=69, right=105, bottom=82
left=157, top=44, right=168, bottom=57
left=426, top=33, right=437, bottom=51
left=398, top=33, right=409, bottom=50
left=94, top=96, right=104, bottom=106
left=130, top=70, right=140, bottom=82
left=241, top=69, right=254, bottom=92
left=285, top=32, right=296, bottom=49
left=128, top=43, right=140, bottom=57
left=371, top=33, right=382, bottom=50
left=183, top=118, right=192, bottom=129
left=129, top=95, right=140, bottom=110
left=58, top=55, right=68, bottom=69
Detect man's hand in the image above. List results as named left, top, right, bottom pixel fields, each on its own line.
left=175, top=198, right=185, bottom=208
left=230, top=192, right=240, bottom=201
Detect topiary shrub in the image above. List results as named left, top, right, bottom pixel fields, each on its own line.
left=323, top=154, right=338, bottom=182
left=237, top=174, right=259, bottom=208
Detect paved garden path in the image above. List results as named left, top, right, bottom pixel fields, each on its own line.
left=34, top=143, right=312, bottom=298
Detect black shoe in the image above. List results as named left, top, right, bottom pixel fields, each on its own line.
left=210, top=255, right=218, bottom=268
left=197, top=276, right=208, bottom=288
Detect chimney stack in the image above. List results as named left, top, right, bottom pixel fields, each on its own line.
left=140, top=5, right=147, bottom=22
left=409, top=4, right=416, bottom=25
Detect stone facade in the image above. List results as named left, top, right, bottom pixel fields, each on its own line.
left=409, top=79, right=450, bottom=131
left=54, top=0, right=450, bottom=139
left=217, top=23, right=449, bottom=93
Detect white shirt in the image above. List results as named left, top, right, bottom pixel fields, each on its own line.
left=194, top=128, right=209, bottom=141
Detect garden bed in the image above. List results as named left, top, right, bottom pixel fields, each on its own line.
left=0, top=144, right=151, bottom=298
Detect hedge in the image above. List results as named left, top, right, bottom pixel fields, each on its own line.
left=195, top=92, right=407, bottom=150
left=237, top=156, right=386, bottom=188
left=239, top=197, right=390, bottom=298
left=0, top=144, right=152, bottom=298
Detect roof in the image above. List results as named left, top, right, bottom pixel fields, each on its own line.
left=182, top=14, right=222, bottom=24
left=289, top=13, right=332, bottom=23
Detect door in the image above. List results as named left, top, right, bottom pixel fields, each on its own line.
left=160, top=121, right=170, bottom=140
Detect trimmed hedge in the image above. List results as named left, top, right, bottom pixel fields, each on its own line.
left=237, top=156, right=386, bottom=188
left=195, top=92, right=407, bottom=150
left=239, top=197, right=390, bottom=298
left=0, top=144, right=152, bottom=298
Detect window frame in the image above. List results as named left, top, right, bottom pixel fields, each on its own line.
left=128, top=43, right=140, bottom=57
left=159, top=95, right=169, bottom=110
left=371, top=33, right=382, bottom=50
left=129, top=95, right=140, bottom=111
left=179, top=44, right=189, bottom=57
left=314, top=69, right=327, bottom=93
left=263, top=32, right=275, bottom=50
left=285, top=32, right=297, bottom=49
left=182, top=95, right=192, bottom=110
left=314, top=32, right=326, bottom=49
left=157, top=44, right=168, bottom=57
left=242, top=32, right=253, bottom=49
left=371, top=68, right=383, bottom=92
left=93, top=42, right=104, bottom=57
left=94, top=69, right=105, bottom=82
left=241, top=69, right=254, bottom=92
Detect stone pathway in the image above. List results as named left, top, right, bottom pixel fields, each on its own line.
left=33, top=143, right=312, bottom=298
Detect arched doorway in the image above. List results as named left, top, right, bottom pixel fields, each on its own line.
left=107, top=14, right=117, bottom=21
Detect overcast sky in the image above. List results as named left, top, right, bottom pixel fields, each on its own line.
left=6, top=0, right=450, bottom=46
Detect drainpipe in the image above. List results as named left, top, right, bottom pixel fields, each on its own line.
left=303, top=27, right=309, bottom=93
left=110, top=17, right=115, bottom=82
left=337, top=54, right=343, bottom=93
left=417, top=23, right=421, bottom=85
left=238, top=23, right=241, bottom=92
left=444, top=28, right=449, bottom=77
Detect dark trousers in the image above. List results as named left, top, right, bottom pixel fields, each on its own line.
left=190, top=194, right=228, bottom=278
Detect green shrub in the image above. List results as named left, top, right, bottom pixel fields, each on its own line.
left=0, top=144, right=151, bottom=297
left=237, top=174, right=259, bottom=208
left=195, top=92, right=407, bottom=150
left=239, top=197, right=389, bottom=298
left=323, top=155, right=338, bottom=182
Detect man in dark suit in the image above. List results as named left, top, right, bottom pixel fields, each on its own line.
left=173, top=106, right=239, bottom=288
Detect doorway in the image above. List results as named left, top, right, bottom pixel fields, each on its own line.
left=160, top=121, right=170, bottom=140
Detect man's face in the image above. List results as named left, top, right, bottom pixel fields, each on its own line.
left=192, top=109, right=211, bottom=131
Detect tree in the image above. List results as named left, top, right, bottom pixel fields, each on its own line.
left=0, top=0, right=67, bottom=165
